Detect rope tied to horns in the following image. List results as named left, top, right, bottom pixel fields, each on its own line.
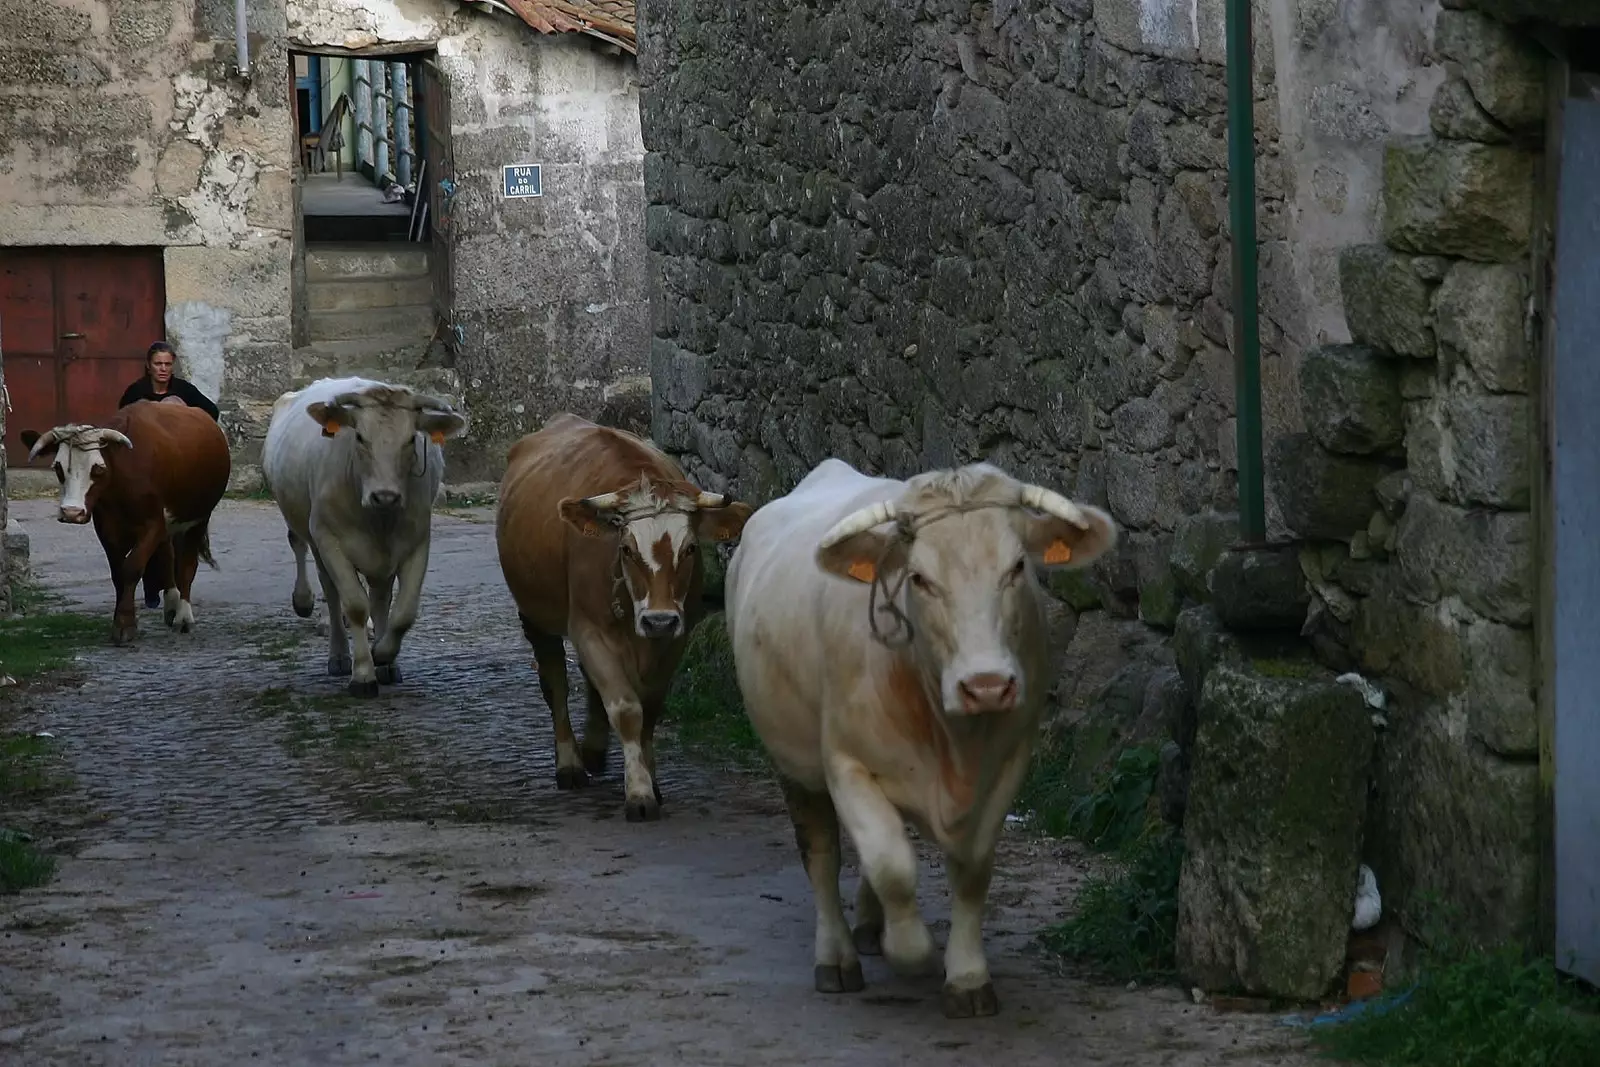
left=863, top=500, right=1029, bottom=649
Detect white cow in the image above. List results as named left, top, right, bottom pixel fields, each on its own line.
left=262, top=377, right=467, bottom=695
left=725, top=459, right=1117, bottom=1018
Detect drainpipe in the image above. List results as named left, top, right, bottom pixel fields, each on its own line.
left=1225, top=0, right=1266, bottom=545
left=392, top=62, right=413, bottom=188
left=233, top=0, right=251, bottom=79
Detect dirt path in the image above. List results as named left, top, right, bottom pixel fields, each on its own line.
left=0, top=499, right=1315, bottom=1066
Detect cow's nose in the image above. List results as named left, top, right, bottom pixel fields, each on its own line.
left=638, top=611, right=682, bottom=639
left=367, top=489, right=401, bottom=509
left=58, top=507, right=88, bottom=524
left=958, top=672, right=1017, bottom=713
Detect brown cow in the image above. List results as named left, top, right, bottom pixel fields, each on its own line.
left=495, top=413, right=753, bottom=821
left=20, top=401, right=232, bottom=644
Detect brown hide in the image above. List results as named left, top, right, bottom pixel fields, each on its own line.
left=95, top=402, right=232, bottom=537
left=495, top=413, right=710, bottom=646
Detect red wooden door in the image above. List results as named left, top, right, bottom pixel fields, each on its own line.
left=2, top=247, right=165, bottom=467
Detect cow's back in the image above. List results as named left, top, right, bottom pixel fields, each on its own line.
left=111, top=402, right=230, bottom=520
left=497, top=414, right=688, bottom=634
left=725, top=459, right=905, bottom=787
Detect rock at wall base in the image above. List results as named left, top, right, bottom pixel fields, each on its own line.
left=1177, top=664, right=1375, bottom=999
left=1210, top=547, right=1312, bottom=632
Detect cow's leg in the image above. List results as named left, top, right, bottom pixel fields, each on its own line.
left=826, top=757, right=935, bottom=976
left=522, top=621, right=585, bottom=789
left=97, top=527, right=132, bottom=641
left=311, top=548, right=357, bottom=683
left=169, top=529, right=202, bottom=634
left=370, top=574, right=402, bottom=685
left=141, top=551, right=163, bottom=610
left=777, top=775, right=864, bottom=994
left=577, top=642, right=658, bottom=821
left=316, top=541, right=377, bottom=695
left=288, top=530, right=316, bottom=618
left=579, top=669, right=610, bottom=776
left=372, top=540, right=429, bottom=684
left=853, top=876, right=885, bottom=956
left=941, top=854, right=999, bottom=1018
left=112, top=522, right=168, bottom=645
left=642, top=693, right=665, bottom=806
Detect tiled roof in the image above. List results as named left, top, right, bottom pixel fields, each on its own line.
left=490, top=0, right=637, bottom=52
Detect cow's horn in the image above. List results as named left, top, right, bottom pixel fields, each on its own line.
left=817, top=500, right=899, bottom=549
left=26, top=428, right=60, bottom=461
left=694, top=490, right=729, bottom=508
left=94, top=429, right=134, bottom=450
left=582, top=489, right=627, bottom=511
left=331, top=392, right=364, bottom=409
left=410, top=392, right=453, bottom=413
left=1018, top=484, right=1089, bottom=530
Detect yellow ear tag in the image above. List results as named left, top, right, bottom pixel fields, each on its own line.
left=1042, top=539, right=1073, bottom=565
left=321, top=418, right=341, bottom=438
left=430, top=429, right=446, bottom=445
left=847, top=559, right=877, bottom=583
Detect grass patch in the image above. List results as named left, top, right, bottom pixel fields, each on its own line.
left=0, top=830, right=57, bottom=894
left=1311, top=901, right=1600, bottom=1067
left=1040, top=826, right=1183, bottom=983
left=0, top=606, right=101, bottom=685
left=1015, top=733, right=1162, bottom=852
left=663, top=613, right=768, bottom=770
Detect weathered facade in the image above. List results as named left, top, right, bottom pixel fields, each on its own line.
left=0, top=0, right=648, bottom=490
left=639, top=0, right=1597, bottom=979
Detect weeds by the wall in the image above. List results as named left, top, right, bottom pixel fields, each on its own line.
left=661, top=613, right=768, bottom=770
left=1312, top=899, right=1600, bottom=1067
left=1015, top=732, right=1162, bottom=853
left=1040, top=826, right=1184, bottom=983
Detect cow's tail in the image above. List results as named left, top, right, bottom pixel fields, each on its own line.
left=198, top=525, right=219, bottom=571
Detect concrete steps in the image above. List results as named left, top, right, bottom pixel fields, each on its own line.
left=307, top=304, right=436, bottom=342
left=309, top=275, right=433, bottom=312
left=305, top=244, right=429, bottom=282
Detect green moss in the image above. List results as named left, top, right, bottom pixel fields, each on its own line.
left=1250, top=656, right=1322, bottom=680
left=1048, top=568, right=1104, bottom=611
left=662, top=614, right=768, bottom=770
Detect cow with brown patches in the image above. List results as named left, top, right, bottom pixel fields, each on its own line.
left=724, top=458, right=1117, bottom=1017
left=495, top=413, right=754, bottom=821
left=20, top=402, right=231, bottom=645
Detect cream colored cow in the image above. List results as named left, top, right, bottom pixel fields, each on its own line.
left=725, top=459, right=1117, bottom=1018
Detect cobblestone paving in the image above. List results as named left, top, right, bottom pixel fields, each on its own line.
left=0, top=499, right=1315, bottom=1066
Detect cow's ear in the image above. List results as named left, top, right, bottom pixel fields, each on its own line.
left=419, top=410, right=468, bottom=446
left=306, top=402, right=346, bottom=438
left=816, top=529, right=907, bottom=585
left=1020, top=503, right=1117, bottom=571
left=19, top=430, right=41, bottom=452
left=559, top=496, right=619, bottom=538
left=692, top=500, right=754, bottom=544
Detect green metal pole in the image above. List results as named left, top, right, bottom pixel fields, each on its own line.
left=1226, top=0, right=1267, bottom=545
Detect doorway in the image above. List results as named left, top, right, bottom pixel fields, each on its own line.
left=1, top=246, right=166, bottom=468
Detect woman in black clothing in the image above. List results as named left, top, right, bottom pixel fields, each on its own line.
left=119, top=341, right=220, bottom=420
left=120, top=341, right=222, bottom=607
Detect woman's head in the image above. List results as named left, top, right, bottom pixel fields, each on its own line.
left=146, top=341, right=176, bottom=386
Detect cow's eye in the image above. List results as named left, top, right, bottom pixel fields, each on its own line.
left=682, top=541, right=698, bottom=557
left=1007, top=558, right=1027, bottom=582
left=909, top=571, right=931, bottom=593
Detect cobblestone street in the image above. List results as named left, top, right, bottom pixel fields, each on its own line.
left=1, top=499, right=1313, bottom=1065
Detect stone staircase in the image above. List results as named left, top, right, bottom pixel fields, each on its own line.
left=294, top=244, right=460, bottom=403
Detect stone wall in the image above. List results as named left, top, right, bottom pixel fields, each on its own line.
left=0, top=0, right=296, bottom=478
left=639, top=0, right=1556, bottom=957
left=289, top=0, right=652, bottom=481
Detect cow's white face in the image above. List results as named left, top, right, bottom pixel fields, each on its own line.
left=561, top=477, right=753, bottom=639
left=816, top=464, right=1117, bottom=716
left=306, top=388, right=467, bottom=512
left=19, top=425, right=133, bottom=524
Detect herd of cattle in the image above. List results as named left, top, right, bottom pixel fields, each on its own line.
left=18, top=375, right=1118, bottom=1019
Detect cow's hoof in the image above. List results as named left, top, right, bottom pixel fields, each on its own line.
left=555, top=766, right=589, bottom=790
left=328, top=656, right=353, bottom=678
left=580, top=747, right=608, bottom=775
left=814, top=962, right=865, bottom=994
left=882, top=920, right=936, bottom=976
left=111, top=627, right=137, bottom=646
left=163, top=609, right=176, bottom=628
left=851, top=922, right=884, bottom=957
left=624, top=795, right=661, bottom=823
left=941, top=981, right=999, bottom=1019
left=292, top=590, right=314, bottom=619
left=178, top=620, right=193, bottom=635
left=348, top=679, right=380, bottom=698
left=375, top=663, right=403, bottom=685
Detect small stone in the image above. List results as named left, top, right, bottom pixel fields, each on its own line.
left=1158, top=739, right=1189, bottom=826
left=1349, top=530, right=1372, bottom=560
left=1464, top=620, right=1537, bottom=757
left=1177, top=665, right=1374, bottom=999
left=1430, top=70, right=1510, bottom=144
left=1169, top=511, right=1240, bottom=602
left=1383, top=141, right=1535, bottom=263
left=1393, top=493, right=1533, bottom=626
left=1339, top=246, right=1436, bottom=359
left=1299, top=344, right=1405, bottom=454
left=1367, top=510, right=1393, bottom=549
left=1269, top=433, right=1397, bottom=541
left=1434, top=9, right=1547, bottom=134
left=1434, top=261, right=1530, bottom=393
left=1049, top=568, right=1104, bottom=611
left=1139, top=571, right=1183, bottom=630
left=1374, top=470, right=1413, bottom=519
left=1354, top=585, right=1467, bottom=697
left=1210, top=547, right=1311, bottom=632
